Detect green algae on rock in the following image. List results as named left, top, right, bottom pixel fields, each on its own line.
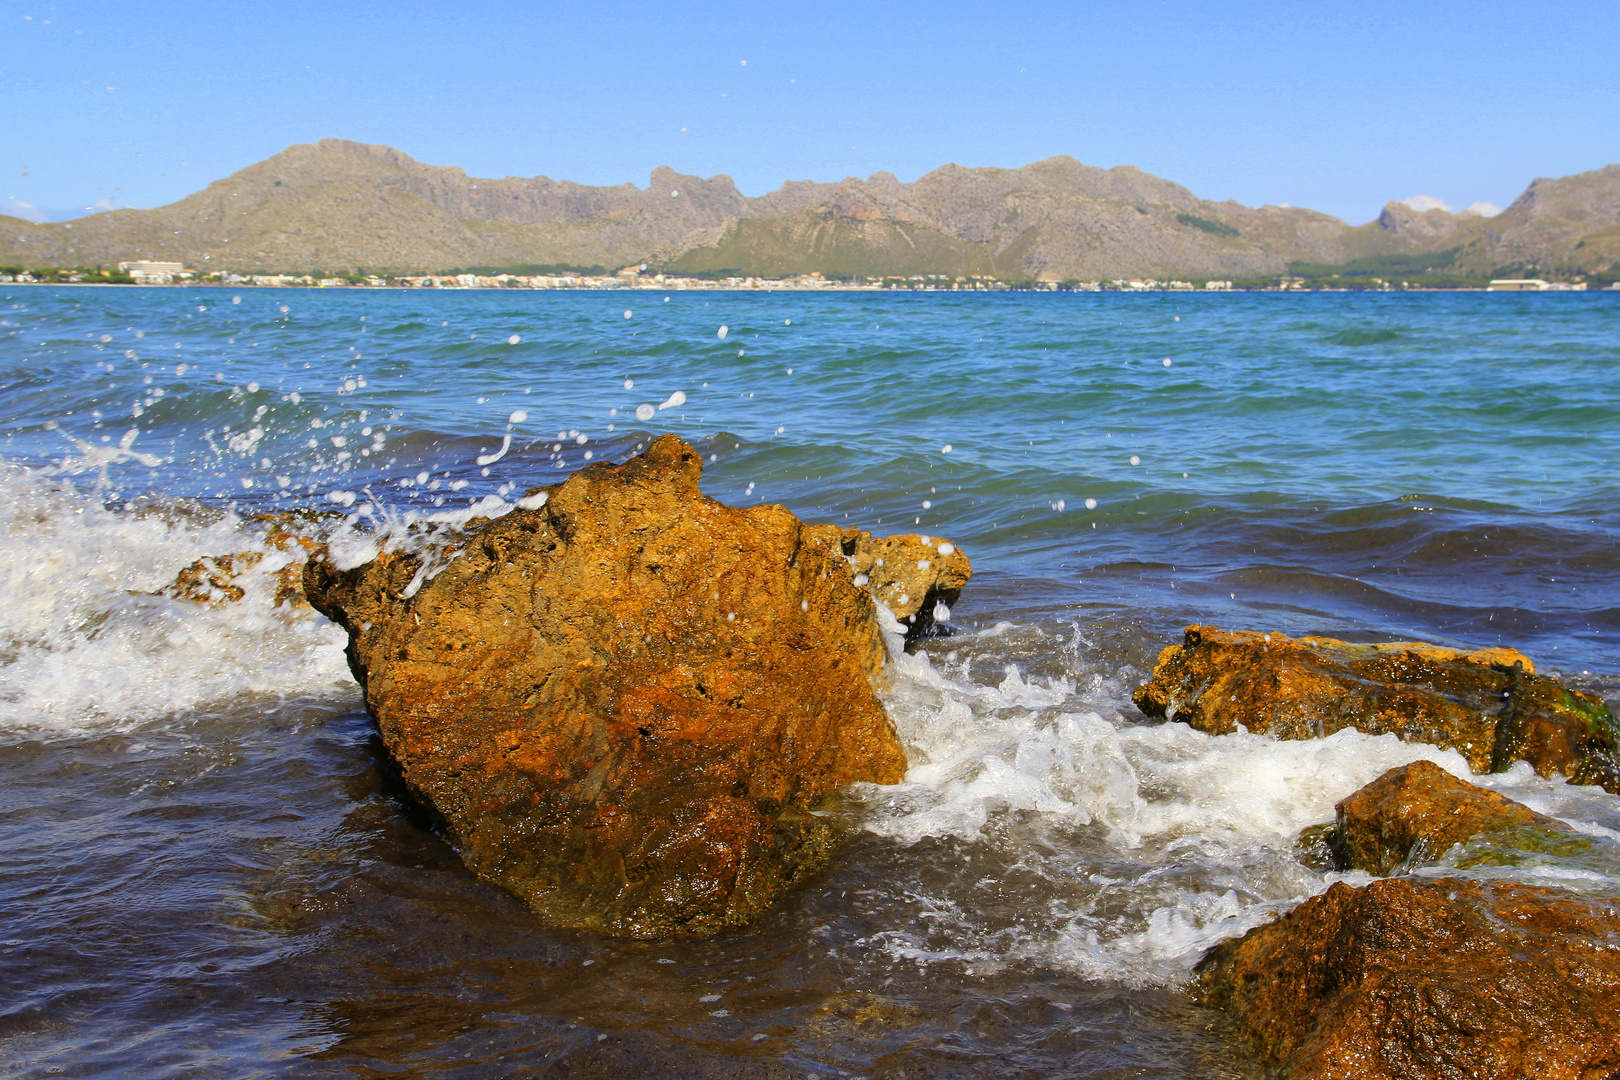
left=1194, top=876, right=1620, bottom=1080
left=1320, top=759, right=1588, bottom=875
left=1133, top=626, right=1620, bottom=793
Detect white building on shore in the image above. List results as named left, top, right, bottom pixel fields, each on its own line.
left=1487, top=278, right=1587, bottom=292
left=117, top=260, right=191, bottom=285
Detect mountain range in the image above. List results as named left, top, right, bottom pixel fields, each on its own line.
left=4, top=139, right=1618, bottom=282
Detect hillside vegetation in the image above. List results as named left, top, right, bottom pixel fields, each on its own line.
left=2, top=141, right=1616, bottom=283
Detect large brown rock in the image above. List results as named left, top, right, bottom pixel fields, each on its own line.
left=1195, top=876, right=1620, bottom=1079
left=303, top=435, right=970, bottom=939
left=1325, top=759, right=1588, bottom=875
left=1133, top=626, right=1620, bottom=792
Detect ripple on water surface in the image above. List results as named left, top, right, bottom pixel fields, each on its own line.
left=3, top=287, right=1619, bottom=1076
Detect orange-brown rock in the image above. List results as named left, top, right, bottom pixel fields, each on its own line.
left=1133, top=626, right=1620, bottom=792
left=164, top=510, right=336, bottom=609
left=1195, top=876, right=1620, bottom=1079
left=1325, top=759, right=1587, bottom=875
left=838, top=529, right=970, bottom=637
left=302, top=435, right=964, bottom=939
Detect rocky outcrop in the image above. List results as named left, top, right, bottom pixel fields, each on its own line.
left=841, top=530, right=969, bottom=637
left=1375, top=200, right=1464, bottom=241
left=304, top=435, right=971, bottom=939
left=1133, top=626, right=1620, bottom=792
left=1195, top=876, right=1620, bottom=1079
left=1323, top=759, right=1587, bottom=875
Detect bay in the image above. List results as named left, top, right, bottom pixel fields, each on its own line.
left=2, top=286, right=1617, bottom=1078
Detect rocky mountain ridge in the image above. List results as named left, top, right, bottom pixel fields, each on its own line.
left=3, top=139, right=1617, bottom=280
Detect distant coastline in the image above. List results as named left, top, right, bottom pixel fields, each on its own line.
left=4, top=271, right=1612, bottom=293
left=5, top=141, right=1617, bottom=289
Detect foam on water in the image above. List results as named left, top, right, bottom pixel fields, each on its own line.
left=5, top=284, right=1619, bottom=1074
left=0, top=464, right=354, bottom=735
left=856, top=620, right=1620, bottom=987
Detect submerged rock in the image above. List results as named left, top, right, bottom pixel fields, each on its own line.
left=163, top=509, right=338, bottom=609
left=1133, top=626, right=1620, bottom=792
left=1195, top=876, right=1620, bottom=1079
left=1323, top=759, right=1587, bottom=875
left=304, top=435, right=969, bottom=939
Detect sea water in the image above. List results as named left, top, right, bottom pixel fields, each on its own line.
left=2, top=287, right=1618, bottom=1077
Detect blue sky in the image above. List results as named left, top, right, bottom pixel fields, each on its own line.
left=4, top=0, right=1617, bottom=224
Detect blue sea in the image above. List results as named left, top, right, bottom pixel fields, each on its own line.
left=3, top=286, right=1619, bottom=1077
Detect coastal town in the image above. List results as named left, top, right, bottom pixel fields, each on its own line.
left=0, top=259, right=1607, bottom=291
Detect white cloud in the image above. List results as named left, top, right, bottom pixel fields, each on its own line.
left=1462, top=201, right=1502, bottom=218
left=5, top=199, right=47, bottom=223
left=1399, top=194, right=1454, bottom=213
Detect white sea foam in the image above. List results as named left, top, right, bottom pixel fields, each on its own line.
left=0, top=465, right=354, bottom=735
left=476, top=433, right=512, bottom=466
left=856, top=626, right=1620, bottom=987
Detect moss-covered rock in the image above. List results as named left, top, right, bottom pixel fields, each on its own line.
left=1134, top=626, right=1620, bottom=792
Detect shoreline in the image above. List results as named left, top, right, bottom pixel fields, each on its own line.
left=6, top=280, right=1618, bottom=294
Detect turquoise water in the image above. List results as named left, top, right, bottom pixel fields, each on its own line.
left=7, top=286, right=1619, bottom=666
left=2, top=287, right=1618, bottom=1077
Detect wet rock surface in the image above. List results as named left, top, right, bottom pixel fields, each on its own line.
left=1325, top=759, right=1587, bottom=875
left=303, top=435, right=971, bottom=939
left=838, top=529, right=970, bottom=638
left=1195, top=875, right=1620, bottom=1080
left=1133, top=626, right=1620, bottom=792
left=163, top=509, right=339, bottom=609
